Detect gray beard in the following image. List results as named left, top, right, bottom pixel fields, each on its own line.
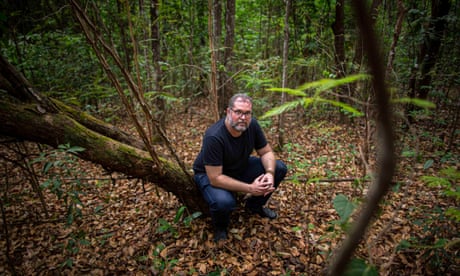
left=229, top=117, right=248, bottom=132
left=232, top=124, right=247, bottom=132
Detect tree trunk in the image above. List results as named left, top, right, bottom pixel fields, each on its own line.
left=0, top=55, right=207, bottom=213
left=332, top=0, right=345, bottom=80
left=352, top=0, right=382, bottom=69
left=220, top=0, right=236, bottom=111
left=208, top=0, right=220, bottom=120
left=407, top=0, right=450, bottom=123
left=415, top=0, right=451, bottom=99
left=386, top=0, right=407, bottom=78
left=332, top=0, right=347, bottom=122
left=116, top=0, right=131, bottom=69
left=277, top=0, right=290, bottom=150
left=149, top=0, right=167, bottom=129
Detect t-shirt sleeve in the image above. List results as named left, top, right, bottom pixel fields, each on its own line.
left=253, top=120, right=268, bottom=150
left=202, top=135, right=223, bottom=166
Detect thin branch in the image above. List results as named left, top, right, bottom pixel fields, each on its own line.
left=70, top=0, right=193, bottom=182
left=327, top=0, right=396, bottom=274
left=69, top=0, right=162, bottom=169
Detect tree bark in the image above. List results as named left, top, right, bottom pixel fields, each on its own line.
left=277, top=0, right=290, bottom=150
left=332, top=0, right=345, bottom=81
left=220, top=0, right=236, bottom=111
left=386, top=0, right=407, bottom=78
left=208, top=0, right=220, bottom=121
left=332, top=0, right=347, bottom=122
left=407, top=0, right=450, bottom=123
left=415, top=0, right=451, bottom=99
left=0, top=55, right=207, bottom=213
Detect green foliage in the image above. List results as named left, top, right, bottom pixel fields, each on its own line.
left=333, top=194, right=357, bottom=226
left=392, top=97, right=436, bottom=109
left=395, top=166, right=459, bottom=272
left=156, top=206, right=202, bottom=237
left=60, top=230, right=90, bottom=268
left=344, top=258, right=378, bottom=276
left=151, top=206, right=201, bottom=273
left=2, top=31, right=101, bottom=98
left=421, top=166, right=460, bottom=222
left=260, top=74, right=369, bottom=119
left=150, top=242, right=178, bottom=273
left=397, top=208, right=458, bottom=272
left=32, top=143, right=86, bottom=226
left=282, top=142, right=313, bottom=183
left=30, top=144, right=95, bottom=268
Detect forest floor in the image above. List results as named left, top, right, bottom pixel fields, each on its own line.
left=0, top=98, right=459, bottom=275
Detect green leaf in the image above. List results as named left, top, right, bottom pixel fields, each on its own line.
left=445, top=207, right=460, bottom=222
left=421, top=175, right=451, bottom=188
left=43, top=161, right=54, bottom=174
left=318, top=99, right=364, bottom=116
left=392, top=97, right=436, bottom=109
left=66, top=146, right=85, bottom=154
left=423, top=159, right=434, bottom=170
left=297, top=74, right=369, bottom=92
left=333, top=194, right=356, bottom=223
left=174, top=206, right=186, bottom=223
left=267, top=87, right=307, bottom=97
left=291, top=226, right=302, bottom=232
left=260, top=99, right=303, bottom=119
left=344, top=258, right=378, bottom=276
left=397, top=239, right=411, bottom=250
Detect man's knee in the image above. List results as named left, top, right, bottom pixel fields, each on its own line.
left=275, top=160, right=288, bottom=180
left=210, top=195, right=236, bottom=212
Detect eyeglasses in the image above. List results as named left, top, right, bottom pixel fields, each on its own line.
left=230, top=108, right=252, bottom=118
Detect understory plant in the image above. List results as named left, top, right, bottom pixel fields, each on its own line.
left=31, top=143, right=87, bottom=267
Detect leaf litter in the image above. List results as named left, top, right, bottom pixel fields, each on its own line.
left=0, top=100, right=458, bottom=275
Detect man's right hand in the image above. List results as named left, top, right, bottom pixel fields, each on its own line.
left=250, top=174, right=275, bottom=196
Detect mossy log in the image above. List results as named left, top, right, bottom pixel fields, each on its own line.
left=0, top=55, right=207, bottom=213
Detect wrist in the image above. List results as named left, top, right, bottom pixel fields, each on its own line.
left=247, top=183, right=253, bottom=194
left=265, top=169, right=274, bottom=175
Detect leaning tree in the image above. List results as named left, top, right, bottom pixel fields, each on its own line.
left=0, top=55, right=207, bottom=213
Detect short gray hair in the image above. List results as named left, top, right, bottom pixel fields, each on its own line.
left=228, top=93, right=252, bottom=108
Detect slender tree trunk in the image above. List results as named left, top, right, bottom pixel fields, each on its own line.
left=221, top=0, right=236, bottom=110
left=415, top=0, right=451, bottom=99
left=332, top=0, right=345, bottom=80
left=277, top=0, right=290, bottom=150
left=149, top=0, right=166, bottom=128
left=386, top=0, right=407, bottom=78
left=116, top=0, right=131, bottom=69
left=332, top=0, right=347, bottom=122
left=208, top=0, right=220, bottom=120
left=407, top=0, right=450, bottom=123
left=352, top=0, right=382, bottom=69
left=139, top=0, right=152, bottom=93
left=150, top=0, right=161, bottom=90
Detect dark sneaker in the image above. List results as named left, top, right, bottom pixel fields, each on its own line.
left=213, top=228, right=228, bottom=242
left=247, top=207, right=277, bottom=219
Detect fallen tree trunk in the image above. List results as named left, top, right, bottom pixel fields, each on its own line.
left=0, top=55, right=207, bottom=213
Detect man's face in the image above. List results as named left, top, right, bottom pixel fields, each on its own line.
left=227, top=99, right=252, bottom=132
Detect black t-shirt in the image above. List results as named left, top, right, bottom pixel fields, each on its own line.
left=193, top=118, right=268, bottom=177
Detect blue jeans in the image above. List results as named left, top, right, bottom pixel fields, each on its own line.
left=194, top=156, right=287, bottom=229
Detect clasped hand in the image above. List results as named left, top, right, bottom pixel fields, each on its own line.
left=250, top=173, right=275, bottom=196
